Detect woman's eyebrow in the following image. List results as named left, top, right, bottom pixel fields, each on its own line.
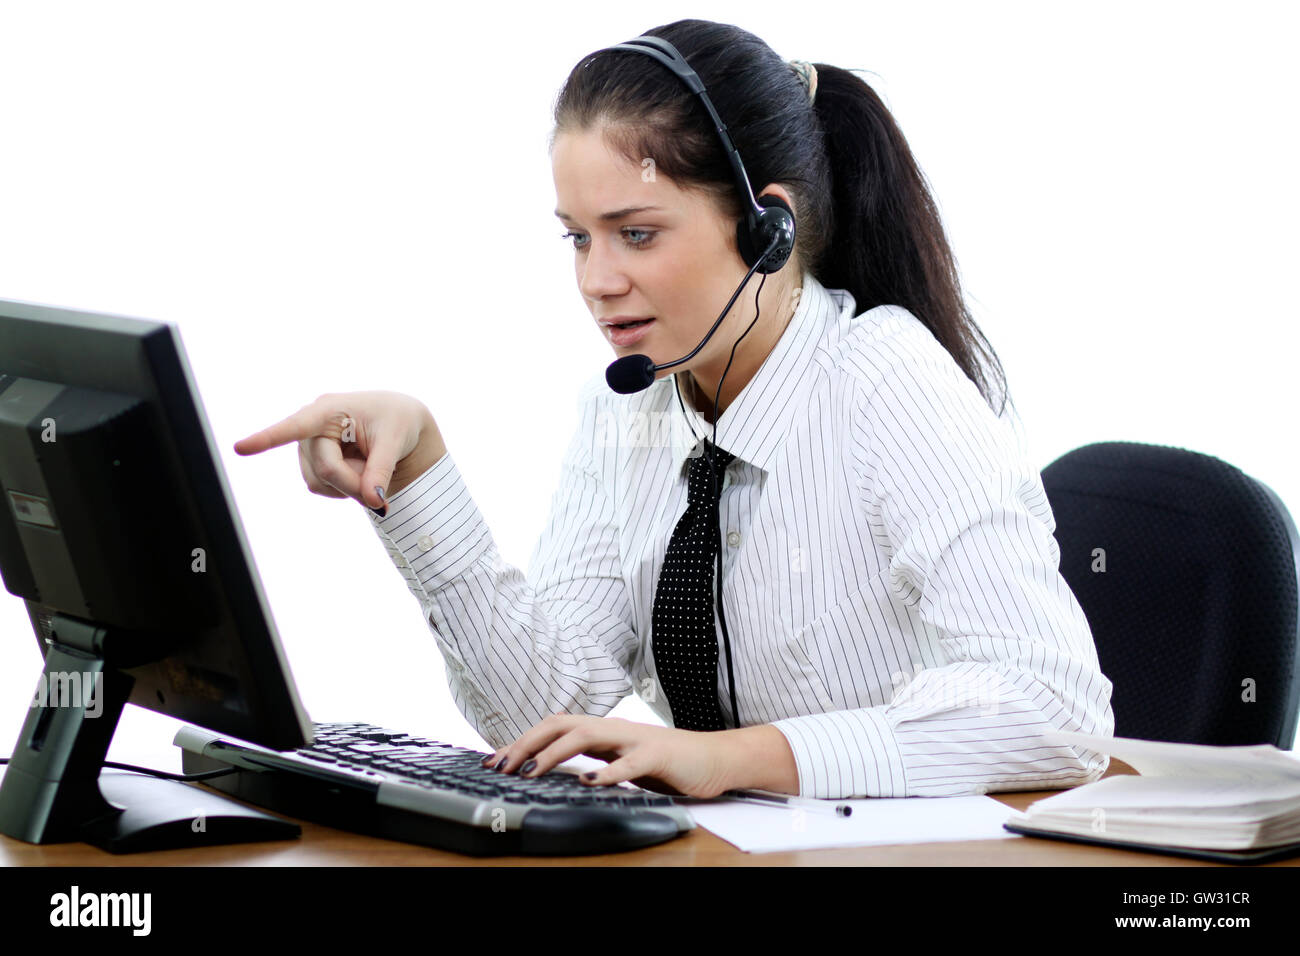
left=554, top=205, right=665, bottom=223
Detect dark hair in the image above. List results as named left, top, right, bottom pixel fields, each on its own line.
left=551, top=18, right=1011, bottom=419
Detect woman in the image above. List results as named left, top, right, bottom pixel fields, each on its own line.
left=234, top=19, right=1113, bottom=800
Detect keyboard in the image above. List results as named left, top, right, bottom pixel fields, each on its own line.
left=174, top=721, right=695, bottom=856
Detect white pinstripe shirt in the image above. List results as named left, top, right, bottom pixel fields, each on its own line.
left=368, top=270, right=1114, bottom=799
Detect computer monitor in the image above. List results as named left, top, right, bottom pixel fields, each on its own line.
left=0, top=295, right=312, bottom=852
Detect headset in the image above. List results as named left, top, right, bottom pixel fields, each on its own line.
left=602, top=34, right=796, bottom=395
left=594, top=34, right=797, bottom=732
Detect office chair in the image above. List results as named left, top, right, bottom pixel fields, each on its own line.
left=1040, top=441, right=1300, bottom=749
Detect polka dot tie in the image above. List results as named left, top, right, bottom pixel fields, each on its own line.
left=651, top=439, right=735, bottom=732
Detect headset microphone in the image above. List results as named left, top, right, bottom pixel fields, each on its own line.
left=604, top=231, right=783, bottom=394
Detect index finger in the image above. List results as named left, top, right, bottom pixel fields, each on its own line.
left=480, top=714, right=576, bottom=772
left=233, top=404, right=340, bottom=456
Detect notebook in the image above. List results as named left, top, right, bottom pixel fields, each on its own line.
left=1003, top=730, right=1300, bottom=864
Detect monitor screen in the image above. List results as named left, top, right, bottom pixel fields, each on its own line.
left=0, top=296, right=311, bottom=751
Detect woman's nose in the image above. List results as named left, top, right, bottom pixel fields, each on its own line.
left=578, top=237, right=630, bottom=301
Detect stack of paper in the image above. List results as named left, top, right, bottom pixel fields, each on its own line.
left=1007, top=730, right=1300, bottom=851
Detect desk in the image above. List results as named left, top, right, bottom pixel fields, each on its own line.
left=2, top=759, right=1298, bottom=866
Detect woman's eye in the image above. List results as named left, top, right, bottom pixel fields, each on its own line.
left=559, top=229, right=656, bottom=251
left=621, top=228, right=655, bottom=248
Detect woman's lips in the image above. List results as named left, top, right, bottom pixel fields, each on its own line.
left=606, top=318, right=655, bottom=347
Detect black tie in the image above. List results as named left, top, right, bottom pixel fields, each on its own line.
left=651, top=439, right=735, bottom=732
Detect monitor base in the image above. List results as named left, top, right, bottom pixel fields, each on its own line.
left=84, top=769, right=300, bottom=853
left=0, top=641, right=299, bottom=853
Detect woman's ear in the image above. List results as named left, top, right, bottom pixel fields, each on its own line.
left=757, top=184, right=796, bottom=222
left=738, top=185, right=797, bottom=275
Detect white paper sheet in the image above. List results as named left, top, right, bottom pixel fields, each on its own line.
left=680, top=794, right=1020, bottom=853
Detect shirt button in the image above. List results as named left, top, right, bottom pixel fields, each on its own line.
left=726, top=531, right=741, bottom=548
left=417, top=535, right=434, bottom=553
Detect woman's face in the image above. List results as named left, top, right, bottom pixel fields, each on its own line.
left=551, top=126, right=796, bottom=406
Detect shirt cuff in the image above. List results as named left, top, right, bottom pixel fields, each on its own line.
left=366, top=452, right=492, bottom=593
left=770, top=707, right=909, bottom=798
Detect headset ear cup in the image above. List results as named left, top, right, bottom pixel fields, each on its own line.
left=736, top=194, right=796, bottom=274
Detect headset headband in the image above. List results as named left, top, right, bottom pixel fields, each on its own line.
left=603, top=35, right=768, bottom=242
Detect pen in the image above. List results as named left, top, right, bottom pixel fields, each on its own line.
left=723, top=788, right=852, bottom=817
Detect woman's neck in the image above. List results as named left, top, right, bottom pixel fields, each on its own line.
left=685, top=272, right=800, bottom=425
left=684, top=374, right=719, bottom=425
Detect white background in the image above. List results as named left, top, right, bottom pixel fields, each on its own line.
left=1, top=0, right=1296, bottom=770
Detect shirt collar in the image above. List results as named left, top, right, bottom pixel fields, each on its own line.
left=667, top=269, right=851, bottom=477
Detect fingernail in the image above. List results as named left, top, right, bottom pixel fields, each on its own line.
left=520, top=759, right=537, bottom=775
left=583, top=771, right=597, bottom=781
left=375, top=485, right=386, bottom=502
left=494, top=756, right=507, bottom=771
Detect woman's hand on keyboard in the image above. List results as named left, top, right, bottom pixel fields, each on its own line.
left=479, top=714, right=746, bottom=799
left=232, top=390, right=448, bottom=513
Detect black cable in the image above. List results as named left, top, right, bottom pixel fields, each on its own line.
left=0, top=755, right=238, bottom=782
left=710, top=268, right=769, bottom=730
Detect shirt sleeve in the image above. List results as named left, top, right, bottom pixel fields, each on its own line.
left=770, top=330, right=1115, bottom=799
left=365, top=386, right=637, bottom=749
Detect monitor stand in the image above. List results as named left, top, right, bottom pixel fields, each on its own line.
left=0, top=640, right=300, bottom=853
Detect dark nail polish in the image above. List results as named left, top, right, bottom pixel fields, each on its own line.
left=494, top=756, right=507, bottom=771
left=583, top=771, right=597, bottom=781
left=520, top=759, right=537, bottom=775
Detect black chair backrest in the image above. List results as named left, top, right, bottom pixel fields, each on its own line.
left=1041, top=441, right=1300, bottom=748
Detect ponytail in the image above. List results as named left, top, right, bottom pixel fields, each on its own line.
left=811, top=64, right=1010, bottom=418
